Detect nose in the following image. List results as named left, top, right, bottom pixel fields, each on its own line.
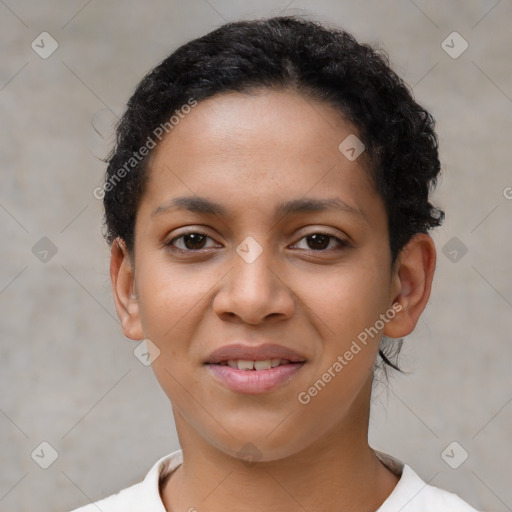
left=213, top=243, right=295, bottom=325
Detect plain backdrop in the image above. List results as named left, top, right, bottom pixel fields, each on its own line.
left=1, top=1, right=511, bottom=511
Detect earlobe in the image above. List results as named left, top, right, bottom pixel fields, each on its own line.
left=383, top=233, right=437, bottom=339
left=110, top=238, right=144, bottom=341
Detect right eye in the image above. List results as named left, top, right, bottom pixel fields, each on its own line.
left=166, top=231, right=220, bottom=252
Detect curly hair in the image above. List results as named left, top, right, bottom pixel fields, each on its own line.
left=101, top=15, right=444, bottom=373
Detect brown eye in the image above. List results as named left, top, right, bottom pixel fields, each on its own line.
left=305, top=233, right=330, bottom=250
left=292, top=233, right=348, bottom=252
left=167, top=232, right=217, bottom=252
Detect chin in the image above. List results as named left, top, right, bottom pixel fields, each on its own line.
left=204, top=421, right=321, bottom=464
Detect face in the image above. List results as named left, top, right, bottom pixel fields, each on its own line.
left=112, top=89, right=430, bottom=462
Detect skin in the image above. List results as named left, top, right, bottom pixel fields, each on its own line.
left=110, top=89, right=436, bottom=512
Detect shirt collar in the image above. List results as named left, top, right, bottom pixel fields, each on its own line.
left=143, top=448, right=422, bottom=512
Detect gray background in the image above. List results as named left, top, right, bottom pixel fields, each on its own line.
left=1, top=1, right=511, bottom=511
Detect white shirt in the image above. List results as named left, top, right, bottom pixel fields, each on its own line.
left=70, top=449, right=480, bottom=511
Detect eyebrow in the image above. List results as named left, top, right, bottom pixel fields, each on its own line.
left=151, top=195, right=367, bottom=221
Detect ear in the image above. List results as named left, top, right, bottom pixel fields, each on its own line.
left=383, top=233, right=437, bottom=339
left=110, top=238, right=144, bottom=341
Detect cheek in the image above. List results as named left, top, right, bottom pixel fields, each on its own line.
left=136, top=259, right=212, bottom=340
left=301, top=260, right=391, bottom=342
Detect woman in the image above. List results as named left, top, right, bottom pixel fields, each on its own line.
left=72, top=15, right=479, bottom=511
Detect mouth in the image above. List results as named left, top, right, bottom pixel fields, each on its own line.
left=211, top=358, right=300, bottom=370
left=205, top=343, right=306, bottom=394
left=205, top=343, right=306, bottom=365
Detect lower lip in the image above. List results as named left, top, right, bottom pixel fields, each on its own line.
left=207, top=363, right=305, bottom=394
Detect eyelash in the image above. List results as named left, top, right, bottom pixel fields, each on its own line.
left=166, top=230, right=349, bottom=254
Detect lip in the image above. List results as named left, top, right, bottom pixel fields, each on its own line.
left=207, top=362, right=305, bottom=394
left=206, top=343, right=306, bottom=364
left=205, top=343, right=306, bottom=394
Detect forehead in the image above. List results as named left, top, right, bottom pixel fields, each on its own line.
left=155, top=89, right=361, bottom=167
left=140, top=89, right=381, bottom=222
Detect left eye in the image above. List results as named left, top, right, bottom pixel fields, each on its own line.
left=292, top=233, right=347, bottom=251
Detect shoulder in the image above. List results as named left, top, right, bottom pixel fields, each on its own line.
left=69, top=479, right=151, bottom=512
left=382, top=464, right=480, bottom=511
left=375, top=451, right=480, bottom=512
left=68, top=450, right=183, bottom=512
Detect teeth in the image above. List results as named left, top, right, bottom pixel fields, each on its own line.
left=254, top=360, right=271, bottom=370
left=224, top=359, right=289, bottom=370
left=237, top=360, right=254, bottom=371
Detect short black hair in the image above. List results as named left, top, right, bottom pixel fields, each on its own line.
left=102, top=15, right=444, bottom=373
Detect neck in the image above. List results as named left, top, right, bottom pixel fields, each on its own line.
left=161, top=382, right=399, bottom=512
